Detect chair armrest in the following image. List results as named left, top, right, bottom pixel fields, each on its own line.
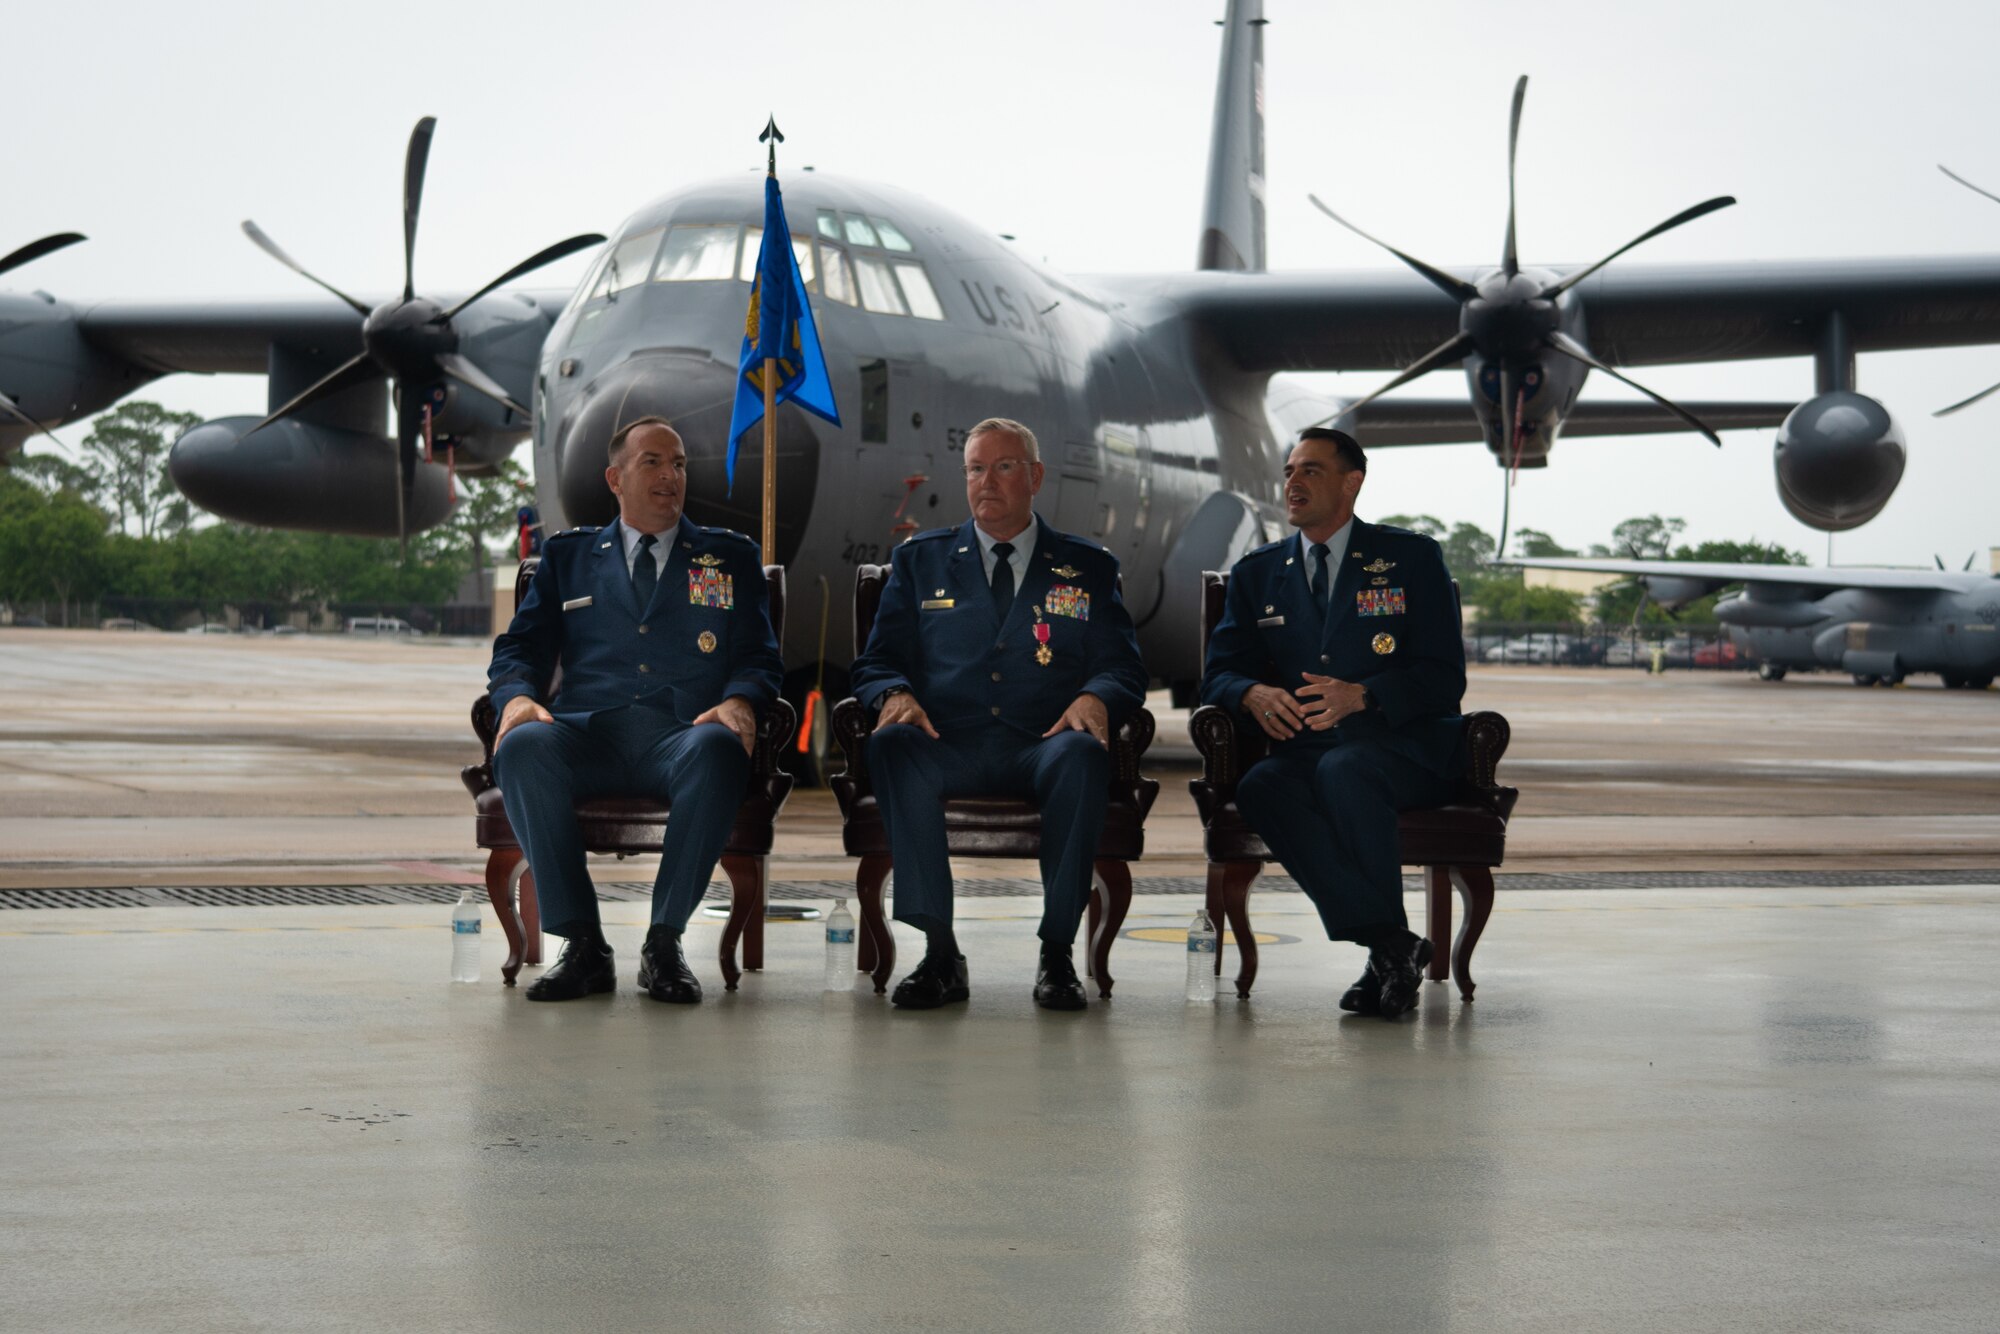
left=752, top=698, right=799, bottom=779
left=832, top=696, right=873, bottom=794
left=1109, top=707, right=1155, bottom=786
left=1459, top=710, right=1518, bottom=821
left=463, top=695, right=500, bottom=797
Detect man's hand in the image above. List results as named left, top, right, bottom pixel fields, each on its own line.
left=1297, top=672, right=1367, bottom=730
left=1043, top=692, right=1110, bottom=745
left=877, top=689, right=939, bottom=738
left=693, top=696, right=759, bottom=756
left=495, top=696, right=554, bottom=746
left=1241, top=683, right=1306, bottom=740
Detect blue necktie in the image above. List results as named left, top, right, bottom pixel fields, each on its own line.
left=1309, top=542, right=1331, bottom=610
left=632, top=533, right=658, bottom=611
left=990, top=541, right=1015, bottom=619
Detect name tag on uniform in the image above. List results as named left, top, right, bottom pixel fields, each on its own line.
left=921, top=599, right=955, bottom=610
left=1257, top=614, right=1286, bottom=628
left=562, top=596, right=593, bottom=611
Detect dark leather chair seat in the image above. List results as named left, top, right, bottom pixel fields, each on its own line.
left=828, top=564, right=1160, bottom=996
left=1188, top=570, right=1517, bottom=1000
left=461, top=558, right=797, bottom=989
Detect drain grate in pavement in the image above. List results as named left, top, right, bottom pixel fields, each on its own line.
left=1, top=869, right=1995, bottom=911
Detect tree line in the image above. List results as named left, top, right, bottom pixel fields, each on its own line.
left=1, top=401, right=527, bottom=626
left=1379, top=513, right=1805, bottom=626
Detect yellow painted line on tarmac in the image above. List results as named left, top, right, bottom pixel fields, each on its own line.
left=1126, top=928, right=1282, bottom=946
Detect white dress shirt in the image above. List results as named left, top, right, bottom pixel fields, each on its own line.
left=618, top=516, right=683, bottom=580
left=973, top=514, right=1038, bottom=603
left=1299, top=516, right=1355, bottom=609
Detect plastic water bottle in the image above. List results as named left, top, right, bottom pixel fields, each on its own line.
left=450, top=891, right=481, bottom=983
left=1186, top=908, right=1218, bottom=1003
left=824, top=897, right=856, bottom=991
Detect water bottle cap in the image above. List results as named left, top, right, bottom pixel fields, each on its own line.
left=835, top=897, right=847, bottom=908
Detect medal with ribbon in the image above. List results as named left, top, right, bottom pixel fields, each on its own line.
left=1032, top=605, right=1053, bottom=666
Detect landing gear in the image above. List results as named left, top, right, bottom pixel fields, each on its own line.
left=1968, top=675, right=1995, bottom=691
left=1852, top=673, right=1878, bottom=687
left=1943, top=673, right=1967, bottom=690
left=1757, top=663, right=1787, bottom=682
left=1882, top=673, right=1905, bottom=687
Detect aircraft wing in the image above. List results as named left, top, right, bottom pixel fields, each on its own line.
left=75, top=289, right=570, bottom=374
left=1346, top=398, right=1793, bottom=446
left=1131, top=255, right=2000, bottom=372
left=1497, top=556, right=1974, bottom=597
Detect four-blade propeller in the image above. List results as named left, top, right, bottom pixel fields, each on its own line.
left=239, top=116, right=604, bottom=542
left=1309, top=75, right=1735, bottom=455
left=0, top=232, right=88, bottom=445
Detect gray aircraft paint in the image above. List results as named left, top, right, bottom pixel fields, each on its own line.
left=1503, top=556, right=2000, bottom=687
left=9, top=0, right=2000, bottom=683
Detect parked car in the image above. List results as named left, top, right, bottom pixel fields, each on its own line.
left=343, top=616, right=421, bottom=636
left=6, top=615, right=50, bottom=628
left=100, top=618, right=162, bottom=632
left=1693, top=639, right=1741, bottom=667
left=183, top=623, right=235, bottom=635
left=1483, top=633, right=1581, bottom=664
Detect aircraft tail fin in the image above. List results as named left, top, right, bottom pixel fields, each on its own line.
left=1197, top=0, right=1267, bottom=272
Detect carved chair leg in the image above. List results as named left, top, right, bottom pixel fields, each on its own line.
left=717, top=854, right=766, bottom=992
left=517, top=863, right=542, bottom=967
left=484, top=849, right=527, bottom=986
left=1085, top=889, right=1103, bottom=980
left=1449, top=866, right=1497, bottom=1001
left=856, top=855, right=895, bottom=994
left=1423, top=865, right=1452, bottom=983
left=1088, top=860, right=1133, bottom=999
left=1221, top=862, right=1261, bottom=999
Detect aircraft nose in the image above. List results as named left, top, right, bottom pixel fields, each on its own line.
left=554, top=351, right=821, bottom=562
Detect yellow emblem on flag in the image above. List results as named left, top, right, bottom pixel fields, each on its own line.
left=1372, top=633, right=1396, bottom=655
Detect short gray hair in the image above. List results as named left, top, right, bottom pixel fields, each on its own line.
left=608, top=416, right=683, bottom=465
left=965, top=416, right=1040, bottom=463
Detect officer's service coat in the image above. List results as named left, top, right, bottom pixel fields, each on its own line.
left=1200, top=517, right=1466, bottom=775
left=851, top=515, right=1148, bottom=736
left=488, top=517, right=783, bottom=726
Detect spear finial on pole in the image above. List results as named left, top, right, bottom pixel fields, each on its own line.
left=760, top=116, right=783, bottom=178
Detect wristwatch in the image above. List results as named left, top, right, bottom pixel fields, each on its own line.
left=1360, top=687, right=1377, bottom=712
left=880, top=685, right=912, bottom=702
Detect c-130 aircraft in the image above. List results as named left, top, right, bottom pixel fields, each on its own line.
left=7, top=0, right=2000, bottom=701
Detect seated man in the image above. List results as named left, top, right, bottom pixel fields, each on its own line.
left=1198, top=428, right=1466, bottom=1019
left=487, top=417, right=782, bottom=1004
left=851, top=417, right=1149, bottom=1012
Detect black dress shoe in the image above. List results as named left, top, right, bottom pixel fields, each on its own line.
left=1371, top=933, right=1434, bottom=1020
left=1033, top=947, right=1088, bottom=1012
left=637, top=925, right=702, bottom=1004
left=524, top=936, right=616, bottom=1001
left=1339, top=960, right=1382, bottom=1015
left=891, top=953, right=970, bottom=1010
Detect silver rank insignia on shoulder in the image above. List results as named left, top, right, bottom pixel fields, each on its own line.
left=1364, top=558, right=1396, bottom=573
left=599, top=541, right=613, bottom=550
left=1052, top=564, right=1080, bottom=579
left=693, top=553, right=724, bottom=567
left=957, top=546, right=970, bottom=553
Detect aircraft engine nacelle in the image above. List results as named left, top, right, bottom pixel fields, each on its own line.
left=1635, top=575, right=1713, bottom=608
left=169, top=416, right=453, bottom=537
left=1772, top=390, right=1905, bottom=531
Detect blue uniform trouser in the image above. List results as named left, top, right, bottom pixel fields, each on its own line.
left=493, top=705, right=750, bottom=939
left=1236, top=738, right=1455, bottom=943
left=866, top=722, right=1111, bottom=945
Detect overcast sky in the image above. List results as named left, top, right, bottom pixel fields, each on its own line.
left=12, top=0, right=1999, bottom=567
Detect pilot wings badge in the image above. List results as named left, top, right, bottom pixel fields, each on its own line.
left=692, top=553, right=724, bottom=567
left=1363, top=558, right=1396, bottom=574
left=1051, top=564, right=1080, bottom=579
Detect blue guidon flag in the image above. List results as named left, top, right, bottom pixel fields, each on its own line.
left=725, top=174, right=840, bottom=492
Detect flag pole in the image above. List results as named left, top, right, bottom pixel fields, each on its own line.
left=760, top=117, right=783, bottom=561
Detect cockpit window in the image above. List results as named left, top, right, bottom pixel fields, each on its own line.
left=654, top=225, right=741, bottom=282
left=738, top=229, right=817, bottom=290
left=816, top=209, right=842, bottom=241
left=841, top=213, right=880, bottom=248
left=597, top=229, right=663, bottom=299
left=872, top=217, right=914, bottom=252
left=853, top=255, right=907, bottom=316
left=820, top=244, right=857, bottom=306
left=892, top=261, right=944, bottom=320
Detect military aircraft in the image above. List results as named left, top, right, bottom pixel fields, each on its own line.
left=8, top=0, right=2000, bottom=698
left=1500, top=555, right=2000, bottom=689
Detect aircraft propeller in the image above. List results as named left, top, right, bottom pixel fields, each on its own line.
left=1933, top=165, right=2000, bottom=417
left=0, top=232, right=88, bottom=445
left=1308, top=76, right=1735, bottom=459
left=236, top=117, right=605, bottom=544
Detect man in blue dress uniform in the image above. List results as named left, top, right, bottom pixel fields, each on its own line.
left=851, top=418, right=1149, bottom=1011
left=487, top=418, right=782, bottom=1004
left=1199, top=428, right=1466, bottom=1019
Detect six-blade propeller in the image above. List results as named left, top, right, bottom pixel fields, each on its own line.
left=238, top=116, right=604, bottom=542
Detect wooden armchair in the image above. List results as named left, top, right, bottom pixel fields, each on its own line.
left=829, top=564, right=1160, bottom=996
left=1187, top=571, right=1517, bottom=1000
left=460, top=558, right=798, bottom=990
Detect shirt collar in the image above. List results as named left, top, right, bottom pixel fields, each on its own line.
left=619, top=515, right=683, bottom=559
left=1298, top=515, right=1355, bottom=571
left=974, top=513, right=1037, bottom=559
